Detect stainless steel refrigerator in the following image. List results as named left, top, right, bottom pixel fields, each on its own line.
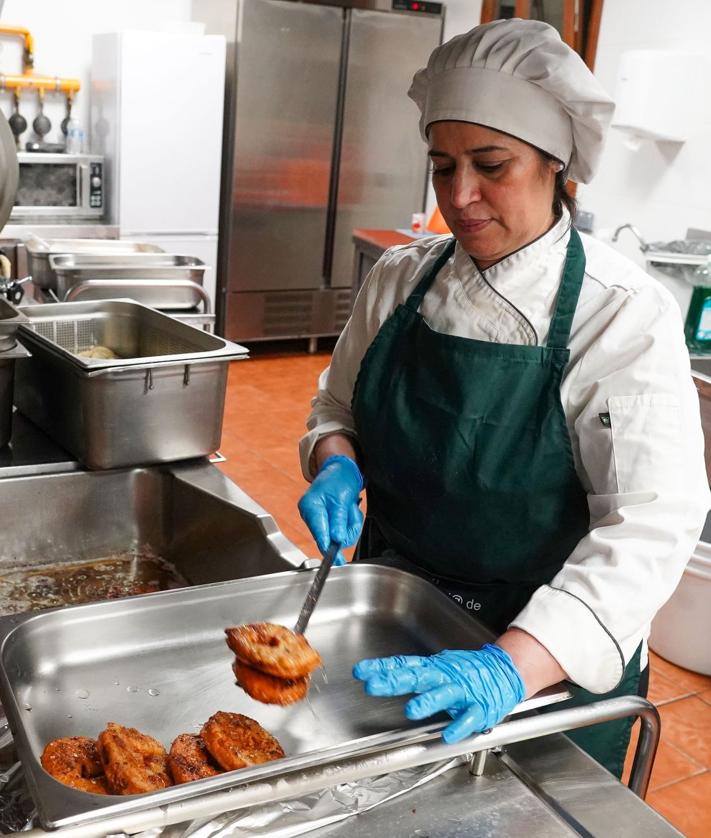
left=196, top=0, right=443, bottom=342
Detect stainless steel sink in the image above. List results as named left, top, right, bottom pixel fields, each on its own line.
left=0, top=461, right=307, bottom=604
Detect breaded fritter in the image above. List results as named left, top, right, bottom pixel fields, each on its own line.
left=41, top=735, right=110, bottom=795
left=201, top=711, right=284, bottom=771
left=225, top=623, right=321, bottom=680
left=98, top=722, right=172, bottom=794
left=168, top=734, right=222, bottom=784
left=232, top=658, right=309, bottom=705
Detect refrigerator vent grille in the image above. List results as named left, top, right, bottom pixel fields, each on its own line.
left=263, top=292, right=315, bottom=336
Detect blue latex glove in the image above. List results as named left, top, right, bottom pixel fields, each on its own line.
left=298, top=455, right=364, bottom=566
left=353, top=644, right=525, bottom=744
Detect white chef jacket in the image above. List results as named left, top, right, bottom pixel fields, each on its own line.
left=299, top=212, right=711, bottom=693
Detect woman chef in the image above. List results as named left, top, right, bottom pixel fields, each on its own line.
left=297, top=19, right=710, bottom=777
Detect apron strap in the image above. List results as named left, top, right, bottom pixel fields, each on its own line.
left=405, top=238, right=457, bottom=312
left=546, top=226, right=587, bottom=350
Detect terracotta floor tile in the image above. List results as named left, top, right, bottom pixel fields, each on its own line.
left=698, top=689, right=711, bottom=706
left=657, top=697, right=711, bottom=770
left=650, top=741, right=708, bottom=791
left=648, top=666, right=697, bottom=706
left=649, top=651, right=711, bottom=694
left=623, top=723, right=706, bottom=792
left=646, top=771, right=711, bottom=838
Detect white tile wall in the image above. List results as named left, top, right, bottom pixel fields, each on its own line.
left=579, top=0, right=711, bottom=265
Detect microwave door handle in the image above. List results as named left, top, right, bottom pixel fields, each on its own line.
left=78, top=162, right=88, bottom=209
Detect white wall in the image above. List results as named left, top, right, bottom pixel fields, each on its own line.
left=443, top=0, right=482, bottom=41
left=0, top=0, right=191, bottom=150
left=578, top=0, right=711, bottom=266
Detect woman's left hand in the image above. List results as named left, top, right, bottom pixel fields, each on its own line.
left=352, top=644, right=525, bottom=743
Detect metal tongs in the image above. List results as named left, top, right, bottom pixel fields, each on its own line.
left=294, top=542, right=341, bottom=634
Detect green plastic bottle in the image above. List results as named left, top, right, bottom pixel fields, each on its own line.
left=684, top=257, right=711, bottom=353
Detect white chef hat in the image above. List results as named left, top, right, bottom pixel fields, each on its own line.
left=408, top=19, right=615, bottom=183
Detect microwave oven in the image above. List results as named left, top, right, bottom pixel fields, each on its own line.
left=11, top=152, right=104, bottom=221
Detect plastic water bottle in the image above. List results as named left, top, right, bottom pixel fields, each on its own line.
left=66, top=119, right=83, bottom=154
left=692, top=256, right=711, bottom=283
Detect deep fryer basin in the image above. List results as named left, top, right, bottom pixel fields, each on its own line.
left=0, top=461, right=305, bottom=594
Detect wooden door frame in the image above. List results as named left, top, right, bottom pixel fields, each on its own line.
left=479, top=0, right=604, bottom=70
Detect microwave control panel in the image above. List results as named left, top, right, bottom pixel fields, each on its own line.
left=89, top=162, right=103, bottom=209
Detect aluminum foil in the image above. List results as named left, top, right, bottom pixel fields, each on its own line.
left=0, top=718, right=37, bottom=834
left=129, top=758, right=463, bottom=838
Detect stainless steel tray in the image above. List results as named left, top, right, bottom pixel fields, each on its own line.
left=49, top=253, right=208, bottom=310
left=0, top=565, right=570, bottom=831
left=24, top=237, right=164, bottom=290
left=49, top=252, right=207, bottom=278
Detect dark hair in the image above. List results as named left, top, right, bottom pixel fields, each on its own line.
left=537, top=150, right=577, bottom=221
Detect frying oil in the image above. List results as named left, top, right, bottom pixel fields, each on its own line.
left=0, top=548, right=188, bottom=614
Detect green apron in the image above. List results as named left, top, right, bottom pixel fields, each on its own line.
left=351, top=228, right=645, bottom=778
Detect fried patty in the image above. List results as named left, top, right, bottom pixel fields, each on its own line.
left=225, top=623, right=321, bottom=680
left=98, top=722, right=172, bottom=794
left=201, top=711, right=284, bottom=771
left=168, top=733, right=222, bottom=784
left=232, top=658, right=309, bottom=705
left=41, top=736, right=110, bottom=795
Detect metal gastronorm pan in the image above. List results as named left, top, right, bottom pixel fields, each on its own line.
left=16, top=299, right=241, bottom=370
left=13, top=300, right=248, bottom=468
left=24, top=237, right=164, bottom=290
left=48, top=253, right=208, bottom=310
left=0, top=565, right=569, bottom=830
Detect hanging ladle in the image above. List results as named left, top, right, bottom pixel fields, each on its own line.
left=32, top=88, right=51, bottom=141
left=8, top=92, right=26, bottom=149
left=60, top=92, right=73, bottom=137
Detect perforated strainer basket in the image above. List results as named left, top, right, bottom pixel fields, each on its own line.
left=17, top=299, right=238, bottom=369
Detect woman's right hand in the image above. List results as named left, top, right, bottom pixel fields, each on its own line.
left=298, top=455, right=364, bottom=566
